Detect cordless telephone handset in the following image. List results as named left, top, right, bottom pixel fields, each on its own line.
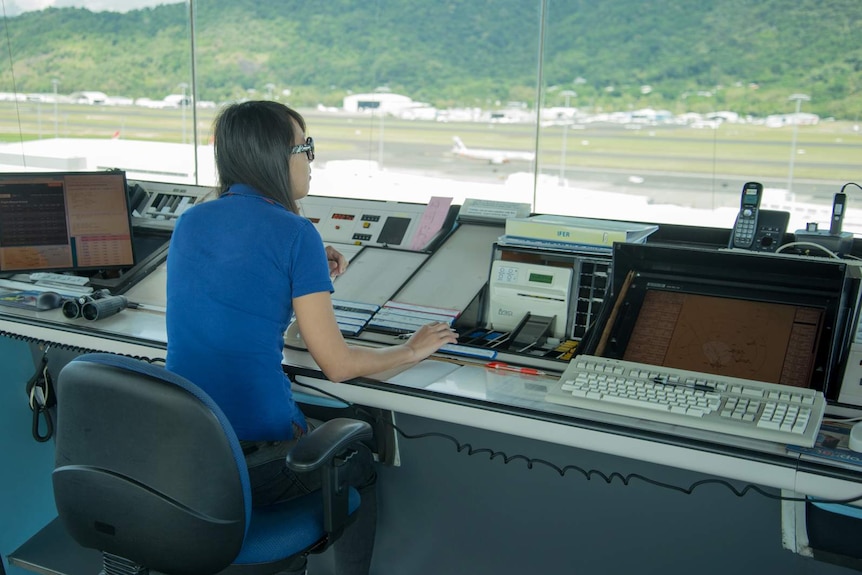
left=729, top=182, right=764, bottom=249
left=830, top=192, right=847, bottom=235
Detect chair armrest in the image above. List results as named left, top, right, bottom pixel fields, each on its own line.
left=285, top=418, right=373, bottom=473
left=286, top=418, right=374, bottom=537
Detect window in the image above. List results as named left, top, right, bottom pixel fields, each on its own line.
left=1, top=1, right=858, bottom=235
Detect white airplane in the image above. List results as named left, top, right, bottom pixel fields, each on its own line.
left=451, top=136, right=535, bottom=165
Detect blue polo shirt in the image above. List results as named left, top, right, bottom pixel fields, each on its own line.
left=165, top=184, right=332, bottom=440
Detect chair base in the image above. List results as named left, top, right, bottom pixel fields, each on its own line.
left=102, top=553, right=147, bottom=575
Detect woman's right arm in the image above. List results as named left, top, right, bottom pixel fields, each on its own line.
left=293, top=291, right=458, bottom=383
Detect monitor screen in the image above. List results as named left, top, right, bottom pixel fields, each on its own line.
left=589, top=243, right=854, bottom=397
left=0, top=171, right=135, bottom=273
left=618, top=286, right=822, bottom=388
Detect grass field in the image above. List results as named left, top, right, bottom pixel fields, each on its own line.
left=1, top=101, right=859, bottom=183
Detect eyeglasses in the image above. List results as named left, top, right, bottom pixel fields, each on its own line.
left=290, top=136, right=315, bottom=162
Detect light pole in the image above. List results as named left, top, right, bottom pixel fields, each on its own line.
left=559, top=90, right=576, bottom=183
left=374, top=86, right=389, bottom=169
left=51, top=78, right=59, bottom=138
left=787, top=93, right=810, bottom=195
left=377, top=105, right=385, bottom=168
left=178, top=82, right=189, bottom=144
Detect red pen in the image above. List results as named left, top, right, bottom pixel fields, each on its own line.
left=485, top=361, right=547, bottom=376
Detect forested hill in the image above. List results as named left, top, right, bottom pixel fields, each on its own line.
left=3, top=0, right=861, bottom=118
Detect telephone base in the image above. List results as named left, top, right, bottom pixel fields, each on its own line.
left=793, top=230, right=853, bottom=257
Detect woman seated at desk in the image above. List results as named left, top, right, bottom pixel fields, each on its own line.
left=165, top=100, right=458, bottom=575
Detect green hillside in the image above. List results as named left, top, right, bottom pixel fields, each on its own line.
left=2, top=0, right=861, bottom=118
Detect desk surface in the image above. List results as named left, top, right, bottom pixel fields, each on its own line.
left=1, top=303, right=861, bottom=503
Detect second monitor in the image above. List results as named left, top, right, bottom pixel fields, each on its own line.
left=585, top=243, right=857, bottom=400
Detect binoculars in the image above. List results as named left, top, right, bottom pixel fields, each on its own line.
left=62, top=290, right=129, bottom=321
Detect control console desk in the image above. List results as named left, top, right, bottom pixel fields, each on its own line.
left=1, top=193, right=861, bottom=500
left=4, top=300, right=862, bottom=574
left=3, top=192, right=862, bottom=574
left=2, top=258, right=861, bottom=503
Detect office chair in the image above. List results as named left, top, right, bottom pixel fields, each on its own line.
left=51, top=352, right=372, bottom=575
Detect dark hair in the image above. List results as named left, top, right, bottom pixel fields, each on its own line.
left=212, top=100, right=306, bottom=213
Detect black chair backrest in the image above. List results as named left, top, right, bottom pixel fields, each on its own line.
left=53, top=353, right=250, bottom=575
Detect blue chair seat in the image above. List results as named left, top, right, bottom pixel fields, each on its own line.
left=237, top=488, right=360, bottom=565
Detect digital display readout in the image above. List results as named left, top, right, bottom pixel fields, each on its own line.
left=528, top=272, right=553, bottom=284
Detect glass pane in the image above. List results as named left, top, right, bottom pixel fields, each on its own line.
left=538, top=1, right=862, bottom=235
left=0, top=1, right=195, bottom=183
left=3, top=1, right=859, bottom=238
left=192, top=1, right=542, bottom=205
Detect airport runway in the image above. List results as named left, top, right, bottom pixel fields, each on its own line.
left=318, top=137, right=844, bottom=214
left=1, top=102, right=853, bottom=215
left=305, top=111, right=856, bottom=213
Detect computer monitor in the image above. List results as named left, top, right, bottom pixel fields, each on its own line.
left=0, top=171, right=135, bottom=274
left=587, top=243, right=856, bottom=398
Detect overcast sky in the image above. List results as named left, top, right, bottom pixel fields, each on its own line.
left=4, top=0, right=182, bottom=15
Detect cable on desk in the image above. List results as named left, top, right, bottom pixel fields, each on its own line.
left=0, top=328, right=166, bottom=365
left=775, top=241, right=841, bottom=259
left=824, top=416, right=862, bottom=424
left=292, top=379, right=862, bottom=506
left=840, top=182, right=862, bottom=195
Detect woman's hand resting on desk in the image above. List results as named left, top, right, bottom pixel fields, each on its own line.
left=402, top=321, right=459, bottom=361
left=325, top=245, right=348, bottom=278
left=293, top=292, right=459, bottom=382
